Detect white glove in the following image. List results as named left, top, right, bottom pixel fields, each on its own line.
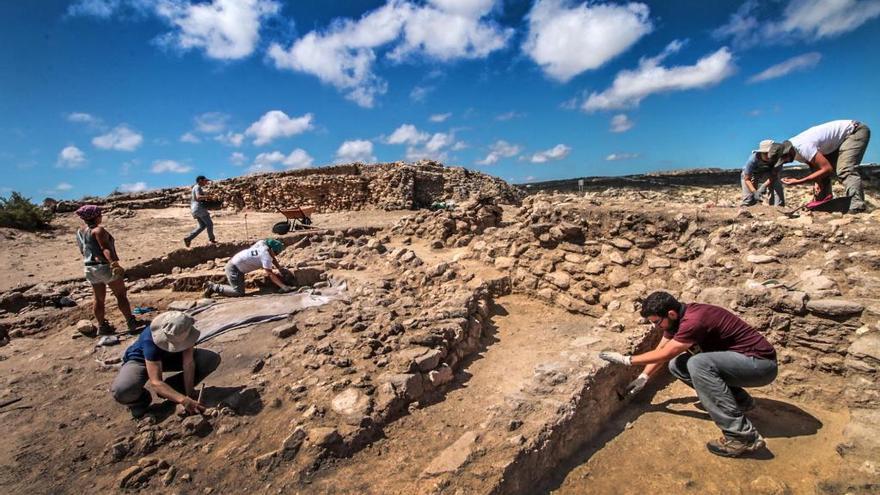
left=599, top=351, right=632, bottom=366
left=625, top=373, right=649, bottom=396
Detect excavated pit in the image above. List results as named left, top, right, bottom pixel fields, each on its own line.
left=3, top=189, right=880, bottom=494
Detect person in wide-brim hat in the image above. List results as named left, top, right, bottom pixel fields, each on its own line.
left=740, top=140, right=786, bottom=208
left=111, top=311, right=221, bottom=418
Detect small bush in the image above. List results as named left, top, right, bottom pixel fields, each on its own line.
left=0, top=192, right=53, bottom=230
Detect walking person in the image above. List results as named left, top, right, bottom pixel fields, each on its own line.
left=599, top=291, right=777, bottom=457
left=111, top=311, right=220, bottom=418
left=771, top=120, right=871, bottom=213
left=184, top=175, right=216, bottom=247
left=203, top=238, right=292, bottom=297
left=741, top=139, right=785, bottom=207
left=74, top=205, right=139, bottom=334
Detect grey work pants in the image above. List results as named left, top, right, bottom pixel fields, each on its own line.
left=186, top=211, right=215, bottom=242
left=668, top=351, right=777, bottom=441
left=818, top=124, right=871, bottom=212
left=210, top=263, right=246, bottom=297
left=110, top=348, right=221, bottom=410
left=740, top=172, right=785, bottom=206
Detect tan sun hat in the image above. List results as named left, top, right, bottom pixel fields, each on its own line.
left=150, top=311, right=200, bottom=352
left=753, top=139, right=774, bottom=154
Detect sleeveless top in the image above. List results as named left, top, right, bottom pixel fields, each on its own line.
left=76, top=227, right=114, bottom=265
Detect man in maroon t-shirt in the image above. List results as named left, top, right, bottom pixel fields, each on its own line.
left=599, top=291, right=778, bottom=457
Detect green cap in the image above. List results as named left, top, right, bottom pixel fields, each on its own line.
left=265, top=238, right=284, bottom=254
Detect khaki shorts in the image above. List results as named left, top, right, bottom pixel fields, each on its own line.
left=85, top=264, right=120, bottom=285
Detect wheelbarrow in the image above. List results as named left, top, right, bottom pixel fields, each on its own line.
left=272, top=206, right=315, bottom=235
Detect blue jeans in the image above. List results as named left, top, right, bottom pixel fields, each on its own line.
left=186, top=211, right=214, bottom=242
left=668, top=351, right=777, bottom=441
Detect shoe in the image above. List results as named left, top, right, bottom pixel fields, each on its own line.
left=129, top=403, right=150, bottom=420
left=97, top=320, right=115, bottom=335
left=184, top=238, right=191, bottom=248
left=706, top=434, right=765, bottom=457
left=203, top=283, right=214, bottom=298
left=209, top=239, right=217, bottom=244
left=126, top=317, right=141, bottom=334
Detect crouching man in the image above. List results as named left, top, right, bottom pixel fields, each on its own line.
left=111, top=311, right=220, bottom=418
left=599, top=291, right=777, bottom=457
left=204, top=238, right=292, bottom=297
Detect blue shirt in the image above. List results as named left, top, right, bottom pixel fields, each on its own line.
left=742, top=152, right=779, bottom=177
left=123, top=327, right=169, bottom=363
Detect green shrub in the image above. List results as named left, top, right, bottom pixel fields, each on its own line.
left=0, top=192, right=53, bottom=230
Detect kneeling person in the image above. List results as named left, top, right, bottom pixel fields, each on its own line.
left=599, top=291, right=777, bottom=457
left=111, top=311, right=220, bottom=418
left=205, top=238, right=291, bottom=297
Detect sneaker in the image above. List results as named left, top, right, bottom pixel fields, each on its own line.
left=97, top=320, right=115, bottom=335
left=209, top=239, right=218, bottom=244
left=129, top=403, right=150, bottom=420
left=184, top=238, right=191, bottom=248
left=706, top=434, right=765, bottom=457
left=126, top=317, right=140, bottom=334
left=203, top=283, right=214, bottom=298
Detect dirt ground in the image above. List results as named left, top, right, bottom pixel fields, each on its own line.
left=0, top=207, right=408, bottom=291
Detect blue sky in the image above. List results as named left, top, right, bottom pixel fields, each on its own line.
left=1, top=0, right=879, bottom=200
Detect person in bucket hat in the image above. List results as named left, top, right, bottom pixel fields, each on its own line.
left=111, top=311, right=220, bottom=418
left=203, top=238, right=293, bottom=297
left=740, top=139, right=785, bottom=207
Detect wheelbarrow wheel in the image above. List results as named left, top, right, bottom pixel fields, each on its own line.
left=272, top=221, right=291, bottom=235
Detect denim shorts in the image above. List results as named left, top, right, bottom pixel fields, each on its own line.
left=85, top=264, right=120, bottom=285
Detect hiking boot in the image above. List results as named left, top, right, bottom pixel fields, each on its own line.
left=129, top=403, right=150, bottom=420
left=97, top=320, right=115, bottom=335
left=126, top=317, right=140, bottom=334
left=184, top=237, right=191, bottom=248
left=202, top=283, right=214, bottom=298
left=706, top=434, right=765, bottom=458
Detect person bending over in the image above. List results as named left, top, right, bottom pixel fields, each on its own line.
left=203, top=238, right=292, bottom=297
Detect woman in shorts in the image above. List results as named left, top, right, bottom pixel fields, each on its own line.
left=74, top=205, right=139, bottom=333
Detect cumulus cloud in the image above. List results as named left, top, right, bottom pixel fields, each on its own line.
left=429, top=112, right=452, bottom=122
left=610, top=113, right=634, bottom=133
left=476, top=140, right=521, bottom=165
left=215, top=131, right=245, bottom=147
left=268, top=0, right=510, bottom=107
left=151, top=159, right=192, bottom=173
left=57, top=146, right=87, bottom=168
left=67, top=0, right=122, bottom=18
left=336, top=139, right=376, bottom=163
left=715, top=0, right=880, bottom=47
left=92, top=125, right=144, bottom=151
left=495, top=110, right=525, bottom=121
left=748, top=52, right=822, bottom=83
left=154, top=0, right=280, bottom=60
left=118, top=181, right=149, bottom=193
left=180, top=132, right=201, bottom=143
left=55, top=182, right=74, bottom=191
left=387, top=124, right=429, bottom=145
left=194, top=111, right=230, bottom=133
left=405, top=131, right=457, bottom=161
left=410, top=85, right=434, bottom=102
left=249, top=148, right=314, bottom=173
left=529, top=144, right=571, bottom=163
left=523, top=0, right=653, bottom=82
left=606, top=152, right=639, bottom=161
left=245, top=110, right=314, bottom=146
left=582, top=42, right=735, bottom=111
left=66, top=112, right=102, bottom=126
left=230, top=152, right=247, bottom=165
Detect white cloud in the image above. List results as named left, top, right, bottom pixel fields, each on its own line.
left=387, top=124, right=429, bottom=145
left=194, top=111, right=230, bottom=133
left=268, top=0, right=510, bottom=107
left=748, top=52, right=822, bottom=83
left=244, top=110, right=314, bottom=146
left=583, top=42, right=735, bottom=111
left=476, top=140, right=521, bottom=165
left=429, top=112, right=452, bottom=122
left=250, top=148, right=314, bottom=172
left=154, top=0, right=280, bottom=60
left=151, top=159, right=192, bottom=173
left=406, top=131, right=458, bottom=161
left=606, top=152, right=639, bottom=161
left=530, top=144, right=571, bottom=163
left=92, top=125, right=144, bottom=151
left=610, top=113, right=634, bottom=133
left=55, top=182, right=74, bottom=191
left=119, top=181, right=149, bottom=193
left=410, top=85, right=434, bottom=101
left=67, top=0, right=121, bottom=18
left=230, top=152, right=247, bottom=165
left=57, top=145, right=87, bottom=168
left=715, top=0, right=880, bottom=47
left=66, top=112, right=101, bottom=126
left=335, top=139, right=376, bottom=163
left=523, top=0, right=653, bottom=82
left=215, top=131, right=245, bottom=147
left=180, top=132, right=201, bottom=143
left=495, top=110, right=525, bottom=121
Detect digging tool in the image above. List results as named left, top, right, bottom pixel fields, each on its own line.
left=783, top=198, right=812, bottom=218
left=197, top=382, right=205, bottom=404
left=244, top=212, right=249, bottom=240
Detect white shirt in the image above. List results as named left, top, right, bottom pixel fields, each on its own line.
left=231, top=240, right=274, bottom=273
left=789, top=120, right=856, bottom=163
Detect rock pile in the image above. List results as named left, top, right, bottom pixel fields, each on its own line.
left=390, top=196, right=503, bottom=248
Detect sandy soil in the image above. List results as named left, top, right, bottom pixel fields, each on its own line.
left=0, top=208, right=408, bottom=291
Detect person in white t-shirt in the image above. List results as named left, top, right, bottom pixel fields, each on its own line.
left=203, top=238, right=292, bottom=297
left=770, top=120, right=871, bottom=213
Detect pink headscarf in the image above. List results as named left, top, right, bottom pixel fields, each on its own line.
left=75, top=204, right=102, bottom=222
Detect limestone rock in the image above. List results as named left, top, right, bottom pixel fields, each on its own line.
left=308, top=427, right=341, bottom=447
left=331, top=387, right=372, bottom=424
left=380, top=373, right=424, bottom=400
left=422, top=431, right=480, bottom=476
left=749, top=475, right=791, bottom=495
left=253, top=451, right=278, bottom=471
left=272, top=322, right=298, bottom=338
left=806, top=299, right=864, bottom=317
left=427, top=365, right=454, bottom=386
left=280, top=426, right=307, bottom=460
left=607, top=266, right=629, bottom=288
left=746, top=254, right=777, bottom=264
left=74, top=320, right=96, bottom=337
